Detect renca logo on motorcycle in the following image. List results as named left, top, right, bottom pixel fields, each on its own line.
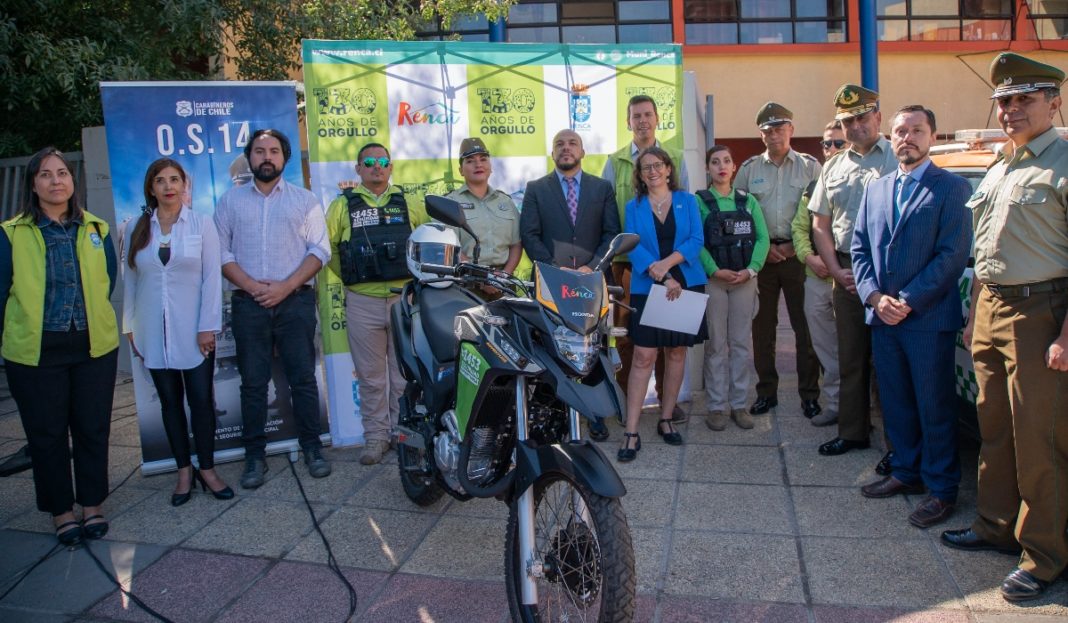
left=560, top=284, right=594, bottom=299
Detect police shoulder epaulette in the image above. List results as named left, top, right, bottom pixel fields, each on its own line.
left=825, top=150, right=846, bottom=164
left=741, top=155, right=760, bottom=167
left=798, top=152, right=818, bottom=163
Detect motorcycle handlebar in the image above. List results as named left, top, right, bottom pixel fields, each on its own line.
left=420, top=263, right=456, bottom=276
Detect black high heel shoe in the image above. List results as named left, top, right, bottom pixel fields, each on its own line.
left=657, top=418, right=683, bottom=446
left=171, top=469, right=196, bottom=507
left=617, top=432, right=641, bottom=462
left=195, top=469, right=235, bottom=500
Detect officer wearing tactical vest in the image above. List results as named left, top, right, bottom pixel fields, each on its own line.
left=601, top=94, right=690, bottom=422
left=325, top=143, right=429, bottom=466
left=698, top=145, right=769, bottom=431
left=734, top=102, right=822, bottom=420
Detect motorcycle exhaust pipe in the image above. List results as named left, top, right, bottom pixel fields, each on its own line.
left=394, top=426, right=426, bottom=449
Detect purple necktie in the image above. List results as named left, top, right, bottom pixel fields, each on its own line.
left=566, top=176, right=578, bottom=225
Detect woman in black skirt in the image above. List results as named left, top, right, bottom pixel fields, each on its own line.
left=618, top=147, right=707, bottom=461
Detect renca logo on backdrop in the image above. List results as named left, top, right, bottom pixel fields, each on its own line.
left=396, top=101, right=460, bottom=125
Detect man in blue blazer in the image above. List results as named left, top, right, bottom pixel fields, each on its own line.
left=850, top=105, right=972, bottom=529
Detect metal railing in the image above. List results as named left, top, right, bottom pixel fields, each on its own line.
left=0, top=152, right=88, bottom=222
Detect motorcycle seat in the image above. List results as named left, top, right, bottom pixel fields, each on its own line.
left=418, top=285, right=482, bottom=363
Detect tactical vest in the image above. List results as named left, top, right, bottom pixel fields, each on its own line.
left=337, top=189, right=411, bottom=285
left=698, top=189, right=755, bottom=272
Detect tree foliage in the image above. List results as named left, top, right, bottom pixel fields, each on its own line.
left=0, top=0, right=514, bottom=157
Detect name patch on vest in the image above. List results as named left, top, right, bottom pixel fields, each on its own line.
left=731, top=220, right=753, bottom=236
left=349, top=207, right=379, bottom=228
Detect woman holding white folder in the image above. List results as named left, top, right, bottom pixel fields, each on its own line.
left=618, top=147, right=707, bottom=462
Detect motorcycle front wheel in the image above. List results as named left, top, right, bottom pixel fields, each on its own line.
left=397, top=443, right=444, bottom=506
left=504, top=473, right=635, bottom=623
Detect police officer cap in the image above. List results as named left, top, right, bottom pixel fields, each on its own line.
left=459, top=137, right=490, bottom=161
left=989, top=52, right=1065, bottom=99
left=756, top=102, right=793, bottom=129
left=833, top=84, right=879, bottom=120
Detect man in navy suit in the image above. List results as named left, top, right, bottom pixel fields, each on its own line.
left=850, top=105, right=972, bottom=529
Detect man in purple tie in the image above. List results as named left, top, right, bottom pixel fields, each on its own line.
left=520, top=128, right=621, bottom=441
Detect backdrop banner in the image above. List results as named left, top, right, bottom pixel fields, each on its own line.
left=100, top=81, right=329, bottom=475
left=301, top=41, right=685, bottom=444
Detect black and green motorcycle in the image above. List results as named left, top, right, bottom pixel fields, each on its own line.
left=390, top=196, right=638, bottom=622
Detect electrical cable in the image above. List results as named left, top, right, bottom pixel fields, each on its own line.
left=82, top=540, right=176, bottom=623
left=286, top=458, right=359, bottom=622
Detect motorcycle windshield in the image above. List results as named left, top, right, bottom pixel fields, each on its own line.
left=533, top=262, right=608, bottom=334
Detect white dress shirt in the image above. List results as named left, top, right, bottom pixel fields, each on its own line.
left=213, top=178, right=331, bottom=288
left=122, top=207, right=222, bottom=370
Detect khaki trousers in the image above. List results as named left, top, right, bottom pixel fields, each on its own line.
left=752, top=258, right=821, bottom=401
left=832, top=254, right=872, bottom=441
left=970, top=286, right=1068, bottom=581
left=345, top=291, right=404, bottom=443
left=804, top=276, right=840, bottom=415
left=612, top=262, right=665, bottom=400
left=703, top=277, right=759, bottom=412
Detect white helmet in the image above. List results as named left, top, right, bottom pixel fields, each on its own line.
left=407, top=223, right=461, bottom=288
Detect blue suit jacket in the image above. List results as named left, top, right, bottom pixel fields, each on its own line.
left=625, top=191, right=706, bottom=294
left=851, top=163, right=972, bottom=331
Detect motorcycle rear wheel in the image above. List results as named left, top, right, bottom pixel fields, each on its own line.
left=505, top=473, right=635, bottom=623
left=397, top=444, right=444, bottom=506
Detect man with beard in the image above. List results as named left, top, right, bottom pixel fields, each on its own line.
left=214, top=129, right=332, bottom=487
left=850, top=105, right=972, bottom=529
left=602, top=95, right=689, bottom=423
left=810, top=85, right=898, bottom=457
left=734, top=102, right=822, bottom=423
left=521, top=128, right=620, bottom=440
left=941, top=53, right=1068, bottom=602
left=325, top=143, right=427, bottom=465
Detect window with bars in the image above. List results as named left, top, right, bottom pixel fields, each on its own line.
left=1028, top=0, right=1068, bottom=39
left=683, top=0, right=848, bottom=44
left=876, top=1, right=1014, bottom=41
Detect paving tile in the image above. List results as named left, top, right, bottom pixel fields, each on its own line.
left=682, top=445, right=784, bottom=485
left=0, top=530, right=61, bottom=588
left=401, top=516, right=506, bottom=581
left=973, top=613, right=1068, bottom=622
left=0, top=474, right=38, bottom=525
left=0, top=607, right=71, bottom=623
left=346, top=467, right=451, bottom=514
left=441, top=494, right=508, bottom=521
left=183, top=497, right=325, bottom=558
left=4, top=485, right=156, bottom=535
left=792, top=485, right=921, bottom=539
left=285, top=506, right=437, bottom=571
left=610, top=441, right=682, bottom=481
left=215, top=561, right=386, bottom=623
left=359, top=573, right=507, bottom=623
left=0, top=413, right=27, bottom=438
left=251, top=459, right=366, bottom=505
left=782, top=444, right=883, bottom=487
left=658, top=597, right=809, bottom=623
left=939, top=547, right=1068, bottom=616
left=803, top=536, right=964, bottom=608
left=104, top=489, right=237, bottom=545
left=812, top=605, right=974, bottom=622
left=620, top=478, right=677, bottom=528
left=632, top=527, right=667, bottom=594
left=107, top=418, right=143, bottom=449
left=107, top=445, right=146, bottom=484
left=88, top=549, right=270, bottom=622
left=664, top=531, right=804, bottom=603
left=675, top=482, right=792, bottom=534
left=777, top=414, right=841, bottom=446
left=684, top=411, right=779, bottom=446
left=0, top=540, right=167, bottom=614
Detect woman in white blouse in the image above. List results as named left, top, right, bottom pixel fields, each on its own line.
left=123, top=158, right=232, bottom=505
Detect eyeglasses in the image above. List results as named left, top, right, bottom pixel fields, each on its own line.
left=821, top=139, right=847, bottom=149
left=640, top=162, right=666, bottom=173
left=361, top=157, right=391, bottom=168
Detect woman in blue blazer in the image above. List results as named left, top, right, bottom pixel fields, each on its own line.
left=619, top=147, right=707, bottom=461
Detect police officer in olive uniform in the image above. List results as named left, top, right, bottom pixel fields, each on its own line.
left=445, top=138, right=522, bottom=298
left=810, top=85, right=898, bottom=457
left=602, top=94, right=689, bottom=422
left=734, top=102, right=822, bottom=418
left=325, top=143, right=429, bottom=466
left=941, top=53, right=1068, bottom=602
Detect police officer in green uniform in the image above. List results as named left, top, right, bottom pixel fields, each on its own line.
left=444, top=138, right=521, bottom=297
left=325, top=143, right=429, bottom=466
left=810, top=85, right=898, bottom=457
left=734, top=102, right=822, bottom=419
left=941, top=53, right=1068, bottom=602
left=601, top=94, right=689, bottom=421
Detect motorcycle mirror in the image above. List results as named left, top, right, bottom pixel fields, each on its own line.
left=426, top=195, right=481, bottom=263
left=595, top=233, right=641, bottom=272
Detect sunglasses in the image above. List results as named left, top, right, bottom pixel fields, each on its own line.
left=821, top=139, right=847, bottom=149
left=361, top=156, right=391, bottom=168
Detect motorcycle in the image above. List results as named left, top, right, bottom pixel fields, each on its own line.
left=390, top=195, right=639, bottom=622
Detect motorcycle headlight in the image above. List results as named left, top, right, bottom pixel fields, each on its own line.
left=552, top=325, right=599, bottom=375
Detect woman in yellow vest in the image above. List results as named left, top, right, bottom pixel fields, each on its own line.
left=0, top=147, right=119, bottom=545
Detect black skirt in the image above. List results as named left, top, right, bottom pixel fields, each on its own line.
left=628, top=285, right=709, bottom=348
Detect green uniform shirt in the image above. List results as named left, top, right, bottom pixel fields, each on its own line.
left=971, top=126, right=1068, bottom=285
left=791, top=194, right=831, bottom=282
left=808, top=137, right=898, bottom=253
left=734, top=149, right=821, bottom=240
left=695, top=187, right=770, bottom=276
left=325, top=183, right=429, bottom=298
left=444, top=184, right=520, bottom=267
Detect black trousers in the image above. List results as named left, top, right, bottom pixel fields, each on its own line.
left=148, top=352, right=217, bottom=470
left=6, top=330, right=118, bottom=515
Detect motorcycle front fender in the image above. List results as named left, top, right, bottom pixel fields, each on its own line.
left=530, top=351, right=624, bottom=422
left=507, top=439, right=627, bottom=505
